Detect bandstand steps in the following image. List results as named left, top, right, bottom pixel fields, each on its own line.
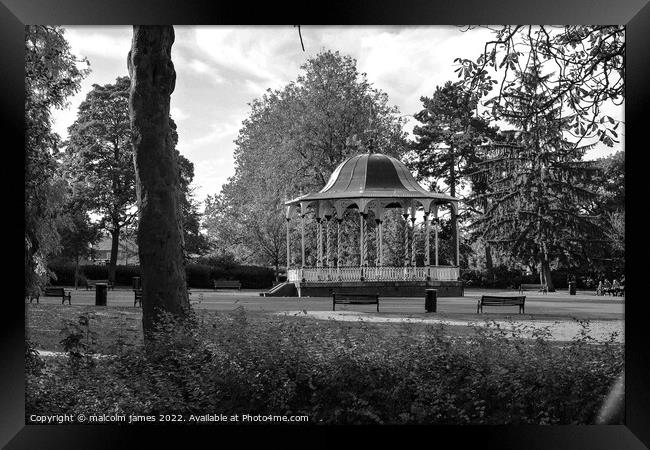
left=260, top=282, right=297, bottom=297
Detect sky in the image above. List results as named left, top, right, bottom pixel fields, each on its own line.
left=51, top=26, right=624, bottom=208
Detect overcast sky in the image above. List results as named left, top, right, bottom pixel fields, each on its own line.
left=51, top=26, right=624, bottom=208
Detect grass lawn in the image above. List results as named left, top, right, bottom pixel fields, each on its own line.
left=26, top=303, right=483, bottom=353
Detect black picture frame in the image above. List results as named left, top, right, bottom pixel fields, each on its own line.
left=4, top=0, right=648, bottom=447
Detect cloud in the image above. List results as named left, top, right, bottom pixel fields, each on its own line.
left=193, top=27, right=301, bottom=87
left=64, top=26, right=132, bottom=61
left=190, top=120, right=241, bottom=147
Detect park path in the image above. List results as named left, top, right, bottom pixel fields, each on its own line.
left=276, top=310, right=624, bottom=343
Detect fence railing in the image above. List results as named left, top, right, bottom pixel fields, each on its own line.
left=287, top=266, right=459, bottom=283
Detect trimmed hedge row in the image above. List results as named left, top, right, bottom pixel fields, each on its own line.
left=48, top=263, right=276, bottom=289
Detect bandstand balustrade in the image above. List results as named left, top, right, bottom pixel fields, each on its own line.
left=287, top=266, right=460, bottom=283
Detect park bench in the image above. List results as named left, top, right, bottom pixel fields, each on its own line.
left=213, top=280, right=242, bottom=290
left=29, top=287, right=72, bottom=305
left=519, top=283, right=547, bottom=294
left=86, top=279, right=114, bottom=291
left=332, top=291, right=380, bottom=312
left=477, top=295, right=526, bottom=314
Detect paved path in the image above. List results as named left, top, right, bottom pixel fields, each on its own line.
left=275, top=310, right=624, bottom=342
left=28, top=287, right=624, bottom=345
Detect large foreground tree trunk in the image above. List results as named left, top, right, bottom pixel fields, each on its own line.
left=128, top=25, right=189, bottom=336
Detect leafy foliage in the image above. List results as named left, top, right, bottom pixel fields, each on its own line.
left=46, top=262, right=275, bottom=289
left=63, top=76, right=135, bottom=282
left=27, top=309, right=622, bottom=424
left=466, top=66, right=604, bottom=291
left=25, top=25, right=89, bottom=294
left=455, top=25, right=624, bottom=148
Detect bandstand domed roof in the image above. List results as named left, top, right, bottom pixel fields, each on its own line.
left=285, top=153, right=458, bottom=206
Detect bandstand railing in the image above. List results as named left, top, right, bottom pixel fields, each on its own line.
left=287, top=266, right=460, bottom=283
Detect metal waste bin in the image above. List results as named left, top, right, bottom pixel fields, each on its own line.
left=95, top=283, right=107, bottom=306
left=425, top=289, right=437, bottom=313
left=568, top=281, right=576, bottom=295
left=132, top=276, right=141, bottom=290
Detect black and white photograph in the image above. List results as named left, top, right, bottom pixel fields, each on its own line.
left=9, top=4, right=648, bottom=445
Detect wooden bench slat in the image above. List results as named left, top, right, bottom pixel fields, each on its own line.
left=213, top=280, right=242, bottom=290
left=478, top=295, right=525, bottom=314
left=31, top=287, right=71, bottom=305
left=519, top=284, right=547, bottom=294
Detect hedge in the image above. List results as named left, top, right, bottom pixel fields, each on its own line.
left=48, top=263, right=276, bottom=289
left=461, top=266, right=610, bottom=290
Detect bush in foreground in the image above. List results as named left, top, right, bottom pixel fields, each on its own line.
left=26, top=310, right=623, bottom=424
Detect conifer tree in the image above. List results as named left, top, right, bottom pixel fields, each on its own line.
left=469, top=66, right=602, bottom=291
left=409, top=80, right=495, bottom=268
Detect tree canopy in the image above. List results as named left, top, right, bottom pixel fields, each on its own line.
left=63, top=76, right=135, bottom=282
left=467, top=66, right=604, bottom=290
left=204, top=50, right=409, bottom=273
left=25, top=25, right=89, bottom=293
left=456, top=25, right=624, bottom=149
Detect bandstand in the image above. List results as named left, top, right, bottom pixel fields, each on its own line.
left=281, top=152, right=463, bottom=298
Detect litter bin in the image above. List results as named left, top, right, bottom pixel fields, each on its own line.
left=568, top=281, right=576, bottom=296
left=425, top=289, right=437, bottom=313
left=95, top=283, right=107, bottom=306
left=132, top=276, right=141, bottom=290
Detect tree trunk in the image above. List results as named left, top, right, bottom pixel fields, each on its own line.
left=541, top=258, right=555, bottom=292
left=484, top=241, right=493, bottom=277
left=128, top=25, right=189, bottom=337
left=74, top=255, right=80, bottom=290
left=108, top=228, right=120, bottom=283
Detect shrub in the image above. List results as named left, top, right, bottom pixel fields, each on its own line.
left=185, top=264, right=215, bottom=289
left=48, top=263, right=274, bottom=289
left=228, top=265, right=275, bottom=289
left=48, top=264, right=142, bottom=287
left=26, top=310, right=623, bottom=424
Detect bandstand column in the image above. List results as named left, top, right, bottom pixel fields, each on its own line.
left=286, top=218, right=291, bottom=270
left=375, top=219, right=383, bottom=267
left=336, top=217, right=342, bottom=274
left=301, top=212, right=306, bottom=268
left=402, top=211, right=409, bottom=266
left=455, top=204, right=460, bottom=267
left=424, top=212, right=430, bottom=267
left=434, top=218, right=439, bottom=266
left=316, top=218, right=323, bottom=268
left=410, top=214, right=416, bottom=267
left=359, top=212, right=367, bottom=267
left=326, top=217, right=332, bottom=268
